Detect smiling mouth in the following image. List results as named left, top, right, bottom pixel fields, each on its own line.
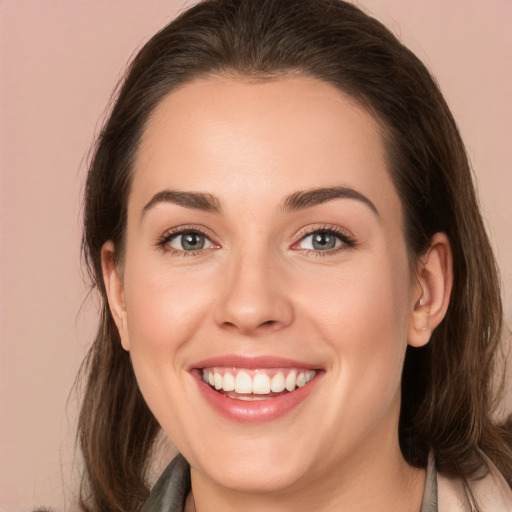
left=201, top=367, right=317, bottom=401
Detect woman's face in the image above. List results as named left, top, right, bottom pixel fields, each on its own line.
left=105, top=76, right=422, bottom=493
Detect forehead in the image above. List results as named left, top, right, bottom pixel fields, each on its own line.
left=131, top=75, right=401, bottom=222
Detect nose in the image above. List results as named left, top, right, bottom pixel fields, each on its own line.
left=214, top=250, right=294, bottom=335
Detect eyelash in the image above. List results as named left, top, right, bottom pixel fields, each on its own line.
left=291, top=224, right=356, bottom=257
left=156, top=225, right=218, bottom=256
left=156, top=224, right=356, bottom=257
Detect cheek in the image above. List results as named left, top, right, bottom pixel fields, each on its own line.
left=118, top=259, right=216, bottom=422
left=298, top=247, right=412, bottom=396
left=119, top=258, right=219, bottom=430
left=303, top=251, right=410, bottom=343
left=122, top=259, right=214, bottom=351
left=296, top=255, right=411, bottom=451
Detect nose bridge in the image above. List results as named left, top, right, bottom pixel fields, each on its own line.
left=214, top=243, right=294, bottom=334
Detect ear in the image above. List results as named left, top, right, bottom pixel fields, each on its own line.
left=101, top=241, right=130, bottom=351
left=408, top=232, right=453, bottom=348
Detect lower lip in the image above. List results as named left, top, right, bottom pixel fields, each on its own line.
left=194, top=371, right=321, bottom=423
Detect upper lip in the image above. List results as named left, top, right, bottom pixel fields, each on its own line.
left=190, top=355, right=320, bottom=370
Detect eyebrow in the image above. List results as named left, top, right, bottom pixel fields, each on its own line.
left=141, top=185, right=379, bottom=217
left=282, top=186, right=379, bottom=216
left=142, top=189, right=222, bottom=215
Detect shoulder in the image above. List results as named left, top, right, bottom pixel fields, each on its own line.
left=438, top=454, right=512, bottom=512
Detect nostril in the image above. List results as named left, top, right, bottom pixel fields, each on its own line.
left=221, top=321, right=238, bottom=330
left=220, top=318, right=279, bottom=334
left=254, top=319, right=282, bottom=333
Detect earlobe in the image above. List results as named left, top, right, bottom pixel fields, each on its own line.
left=408, top=232, right=453, bottom=348
left=101, top=241, right=130, bottom=351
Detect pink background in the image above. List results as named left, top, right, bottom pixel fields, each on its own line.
left=0, top=1, right=510, bottom=510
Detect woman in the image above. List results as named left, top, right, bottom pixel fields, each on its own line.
left=78, top=0, right=512, bottom=510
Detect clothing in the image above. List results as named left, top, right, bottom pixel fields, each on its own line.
left=140, top=455, right=191, bottom=512
left=140, top=453, right=512, bottom=512
left=437, top=453, right=512, bottom=512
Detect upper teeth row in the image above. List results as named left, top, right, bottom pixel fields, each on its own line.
left=202, top=369, right=316, bottom=394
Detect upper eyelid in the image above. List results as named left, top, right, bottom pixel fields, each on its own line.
left=290, top=225, right=356, bottom=252
left=155, top=226, right=218, bottom=254
left=155, top=223, right=355, bottom=250
left=158, top=225, right=216, bottom=241
left=293, top=224, right=355, bottom=242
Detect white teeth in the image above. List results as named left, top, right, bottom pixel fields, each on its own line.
left=223, top=372, right=235, bottom=392
left=214, top=372, right=223, bottom=390
left=270, top=372, right=286, bottom=392
left=234, top=371, right=253, bottom=393
left=285, top=370, right=297, bottom=392
left=252, top=373, right=271, bottom=394
left=202, top=368, right=317, bottom=395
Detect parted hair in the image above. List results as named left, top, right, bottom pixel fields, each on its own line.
left=79, top=0, right=512, bottom=510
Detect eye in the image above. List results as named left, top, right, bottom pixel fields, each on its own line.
left=293, top=227, right=355, bottom=253
left=299, top=231, right=342, bottom=251
left=164, top=230, right=214, bottom=252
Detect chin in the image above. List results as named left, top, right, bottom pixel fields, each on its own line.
left=180, top=428, right=318, bottom=494
left=199, top=453, right=311, bottom=495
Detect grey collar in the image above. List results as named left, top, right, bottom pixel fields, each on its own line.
left=421, top=452, right=438, bottom=512
left=140, top=454, right=191, bottom=512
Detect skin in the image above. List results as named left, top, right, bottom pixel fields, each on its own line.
left=102, top=76, right=453, bottom=512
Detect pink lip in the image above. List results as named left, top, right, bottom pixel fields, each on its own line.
left=190, top=354, right=319, bottom=370
left=190, top=355, right=323, bottom=423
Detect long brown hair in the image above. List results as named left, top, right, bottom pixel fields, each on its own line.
left=79, top=0, right=512, bottom=510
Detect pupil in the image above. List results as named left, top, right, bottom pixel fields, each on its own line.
left=312, top=232, right=336, bottom=250
left=182, top=232, right=204, bottom=250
